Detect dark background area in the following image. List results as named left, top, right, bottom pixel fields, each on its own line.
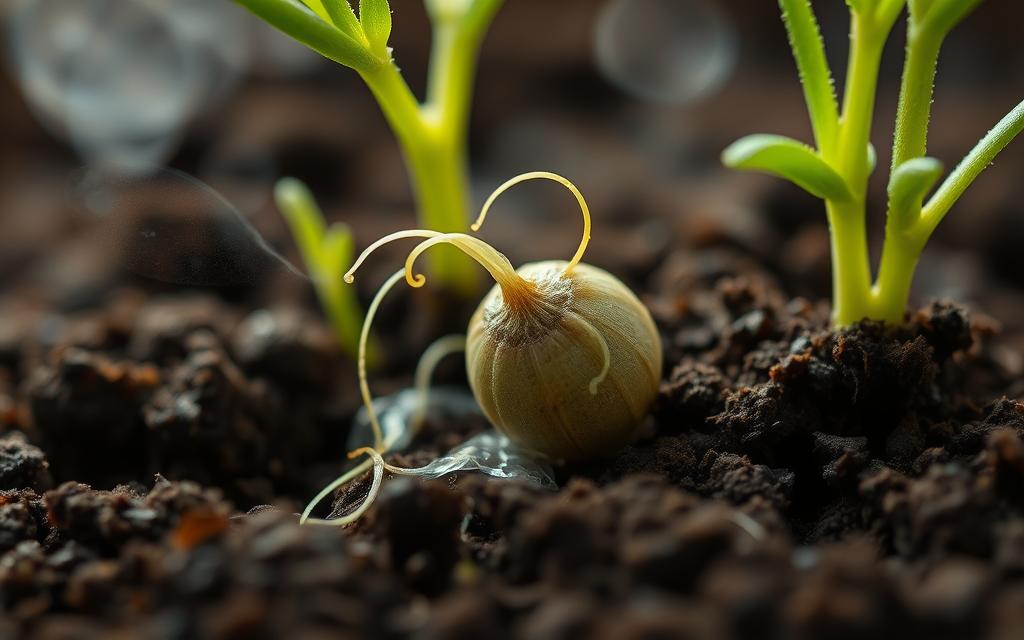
left=2, top=0, right=1023, bottom=325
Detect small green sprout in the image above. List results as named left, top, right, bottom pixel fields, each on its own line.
left=236, top=0, right=504, bottom=295
left=723, top=0, right=1024, bottom=325
left=274, top=178, right=377, bottom=360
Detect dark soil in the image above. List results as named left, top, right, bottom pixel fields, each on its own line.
left=5, top=262, right=1024, bottom=639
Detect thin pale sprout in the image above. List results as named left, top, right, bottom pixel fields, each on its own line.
left=300, top=450, right=423, bottom=528
left=300, top=447, right=383, bottom=526
left=302, top=328, right=466, bottom=525
left=413, top=334, right=467, bottom=428
left=345, top=229, right=525, bottom=295
left=471, top=171, right=592, bottom=274
left=359, top=270, right=407, bottom=449
left=301, top=269, right=407, bottom=525
left=345, top=230, right=444, bottom=283
left=303, top=334, right=466, bottom=526
left=403, top=233, right=522, bottom=290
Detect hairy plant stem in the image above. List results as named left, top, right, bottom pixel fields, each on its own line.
left=827, top=200, right=872, bottom=324
left=872, top=231, right=925, bottom=324
left=827, top=15, right=886, bottom=326
left=890, top=30, right=942, bottom=170
left=872, top=24, right=943, bottom=324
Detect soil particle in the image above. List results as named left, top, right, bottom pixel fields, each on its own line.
left=143, top=332, right=282, bottom=502
left=657, top=360, right=728, bottom=427
left=913, top=300, right=974, bottom=362
left=699, top=451, right=794, bottom=510
left=231, top=306, right=340, bottom=392
left=0, top=432, right=51, bottom=491
left=0, top=490, right=46, bottom=553
left=43, top=478, right=229, bottom=555
left=783, top=540, right=912, bottom=640
left=861, top=462, right=998, bottom=560
left=127, top=294, right=237, bottom=364
left=371, top=477, right=466, bottom=595
left=577, top=435, right=700, bottom=489
left=27, top=348, right=160, bottom=485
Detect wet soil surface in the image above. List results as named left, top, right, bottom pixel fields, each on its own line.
left=4, top=254, right=1024, bottom=639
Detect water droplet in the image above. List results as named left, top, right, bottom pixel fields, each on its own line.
left=348, top=388, right=557, bottom=489
left=73, top=165, right=306, bottom=287
left=7, top=0, right=245, bottom=174
left=594, top=0, right=738, bottom=105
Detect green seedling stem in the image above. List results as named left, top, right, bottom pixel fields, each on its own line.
left=237, top=0, right=504, bottom=296
left=723, top=0, right=1024, bottom=325
left=275, top=178, right=379, bottom=360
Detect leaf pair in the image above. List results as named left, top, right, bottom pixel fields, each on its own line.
left=301, top=0, right=392, bottom=54
left=236, top=0, right=392, bottom=71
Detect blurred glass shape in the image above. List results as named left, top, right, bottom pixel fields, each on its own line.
left=594, top=0, right=738, bottom=105
left=8, top=0, right=246, bottom=175
left=73, top=166, right=305, bottom=287
left=412, top=431, right=557, bottom=488
left=348, top=387, right=557, bottom=489
left=348, top=388, right=482, bottom=453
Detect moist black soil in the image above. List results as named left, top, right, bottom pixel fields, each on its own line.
left=6, top=263, right=1024, bottom=639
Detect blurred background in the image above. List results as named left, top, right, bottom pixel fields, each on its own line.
left=1, top=0, right=1023, bottom=316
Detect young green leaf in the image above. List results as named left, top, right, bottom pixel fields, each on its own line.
left=321, top=0, right=363, bottom=39
left=276, top=178, right=327, bottom=263
left=322, top=222, right=355, bottom=279
left=923, top=98, right=1024, bottom=226
left=235, top=0, right=377, bottom=70
left=723, top=134, right=851, bottom=201
left=778, top=0, right=840, bottom=156
left=359, top=0, right=392, bottom=55
left=887, top=157, right=943, bottom=229
left=275, top=178, right=368, bottom=359
left=300, top=0, right=331, bottom=21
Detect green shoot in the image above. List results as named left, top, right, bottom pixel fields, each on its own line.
left=236, top=0, right=505, bottom=295
left=724, top=0, right=1024, bottom=325
left=275, top=178, right=378, bottom=361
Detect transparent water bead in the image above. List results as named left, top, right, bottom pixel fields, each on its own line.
left=411, top=432, right=558, bottom=488
left=594, top=0, right=738, bottom=105
left=73, top=166, right=305, bottom=287
left=347, top=388, right=557, bottom=489
left=8, top=0, right=244, bottom=174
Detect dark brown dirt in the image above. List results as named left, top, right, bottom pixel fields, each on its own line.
left=5, top=258, right=1024, bottom=638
